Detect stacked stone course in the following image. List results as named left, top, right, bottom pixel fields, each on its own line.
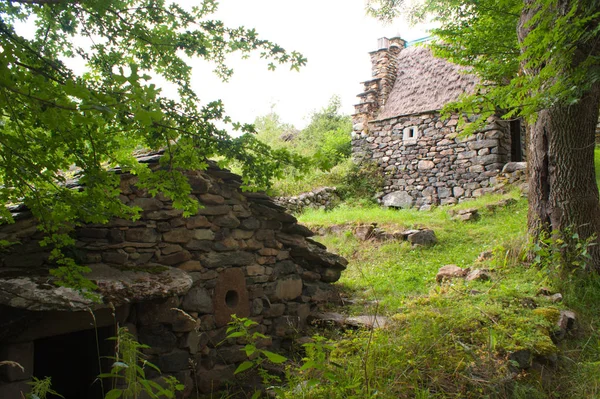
left=352, top=112, right=511, bottom=209
left=275, top=187, right=339, bottom=214
left=0, top=156, right=347, bottom=397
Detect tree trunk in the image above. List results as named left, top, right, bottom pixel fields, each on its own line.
left=526, top=87, right=600, bottom=268
left=520, top=0, right=600, bottom=269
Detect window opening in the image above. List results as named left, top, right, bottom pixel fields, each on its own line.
left=403, top=126, right=419, bottom=141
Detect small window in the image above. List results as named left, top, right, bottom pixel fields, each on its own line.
left=403, top=126, right=419, bottom=141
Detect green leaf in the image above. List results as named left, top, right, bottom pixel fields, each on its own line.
left=234, top=361, right=254, bottom=375
left=104, top=389, right=123, bottom=399
left=244, top=344, right=256, bottom=357
left=261, top=350, right=287, bottom=364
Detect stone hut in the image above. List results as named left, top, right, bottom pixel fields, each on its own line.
left=0, top=151, right=347, bottom=398
left=352, top=37, right=525, bottom=209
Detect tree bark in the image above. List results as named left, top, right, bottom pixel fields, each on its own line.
left=526, top=87, right=600, bottom=268
left=520, top=0, right=600, bottom=269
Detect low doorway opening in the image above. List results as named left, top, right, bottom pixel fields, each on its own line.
left=34, top=325, right=115, bottom=399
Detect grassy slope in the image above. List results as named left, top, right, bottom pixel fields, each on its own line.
left=273, top=151, right=600, bottom=398
left=301, top=191, right=527, bottom=310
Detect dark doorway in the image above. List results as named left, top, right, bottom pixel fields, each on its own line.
left=510, top=119, right=523, bottom=162
left=34, top=325, right=115, bottom=399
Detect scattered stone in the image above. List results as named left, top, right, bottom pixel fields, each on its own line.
left=549, top=293, right=563, bottom=303
left=554, top=310, right=576, bottom=341
left=308, top=312, right=346, bottom=327
left=407, top=229, right=437, bottom=246
left=436, top=265, right=470, bottom=282
left=477, top=250, right=493, bottom=262
left=449, top=208, right=479, bottom=222
left=502, top=162, right=527, bottom=173
left=354, top=224, right=375, bottom=241
left=345, top=315, right=389, bottom=329
left=465, top=268, right=491, bottom=282
left=486, top=198, right=517, bottom=212
left=521, top=297, right=537, bottom=309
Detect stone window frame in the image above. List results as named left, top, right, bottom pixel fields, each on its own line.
left=403, top=126, right=419, bottom=143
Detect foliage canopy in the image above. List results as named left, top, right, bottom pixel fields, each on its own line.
left=367, top=0, right=600, bottom=129
left=0, top=0, right=307, bottom=288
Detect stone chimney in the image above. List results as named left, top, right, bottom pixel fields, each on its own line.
left=352, top=37, right=405, bottom=159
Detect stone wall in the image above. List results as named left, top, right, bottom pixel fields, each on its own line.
left=351, top=112, right=512, bottom=210
left=0, top=157, right=347, bottom=397
left=275, top=187, right=339, bottom=214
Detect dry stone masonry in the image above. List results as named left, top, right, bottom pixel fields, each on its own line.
left=352, top=38, right=526, bottom=210
left=274, top=187, right=339, bottom=214
left=0, top=152, right=347, bottom=398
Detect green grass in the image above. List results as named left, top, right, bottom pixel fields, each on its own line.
left=300, top=190, right=526, bottom=310
left=265, top=150, right=600, bottom=398
left=271, top=188, right=600, bottom=398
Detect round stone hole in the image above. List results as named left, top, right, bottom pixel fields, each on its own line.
left=225, top=290, right=239, bottom=308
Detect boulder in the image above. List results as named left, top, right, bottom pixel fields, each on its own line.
left=382, top=191, right=414, bottom=209
left=407, top=229, right=437, bottom=246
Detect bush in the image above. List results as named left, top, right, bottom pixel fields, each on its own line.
left=336, top=161, right=384, bottom=204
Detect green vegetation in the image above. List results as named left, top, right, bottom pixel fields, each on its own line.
left=101, top=327, right=184, bottom=399
left=0, top=0, right=308, bottom=290
left=368, top=0, right=600, bottom=268
left=251, top=97, right=355, bottom=197
left=302, top=192, right=526, bottom=309
left=254, top=189, right=600, bottom=398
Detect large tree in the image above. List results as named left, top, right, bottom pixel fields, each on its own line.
left=368, top=0, right=600, bottom=269
left=0, top=0, right=307, bottom=288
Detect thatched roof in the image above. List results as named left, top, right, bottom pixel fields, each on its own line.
left=377, top=46, right=479, bottom=119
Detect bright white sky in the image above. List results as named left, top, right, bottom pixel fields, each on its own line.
left=14, top=1, right=430, bottom=130
left=190, top=0, right=430, bottom=128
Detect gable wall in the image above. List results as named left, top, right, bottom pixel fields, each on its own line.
left=352, top=112, right=512, bottom=209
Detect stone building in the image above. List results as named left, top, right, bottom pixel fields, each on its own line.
left=0, top=151, right=347, bottom=398
left=352, top=37, right=525, bottom=209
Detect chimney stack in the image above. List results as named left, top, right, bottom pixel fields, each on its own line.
left=352, top=37, right=405, bottom=146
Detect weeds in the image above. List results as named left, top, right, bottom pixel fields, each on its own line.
left=27, top=377, right=63, bottom=399
left=223, top=315, right=287, bottom=397
left=100, top=327, right=183, bottom=399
